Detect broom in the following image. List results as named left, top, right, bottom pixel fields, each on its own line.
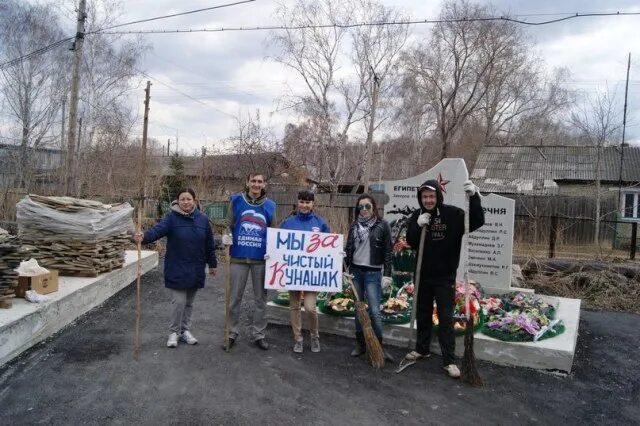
left=345, top=270, right=385, bottom=369
left=461, top=192, right=483, bottom=387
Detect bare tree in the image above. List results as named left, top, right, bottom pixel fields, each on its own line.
left=271, top=0, right=367, bottom=190
left=0, top=1, right=68, bottom=189
left=350, top=0, right=409, bottom=189
left=479, top=59, right=571, bottom=146
left=570, top=89, right=622, bottom=246
left=401, top=0, right=568, bottom=160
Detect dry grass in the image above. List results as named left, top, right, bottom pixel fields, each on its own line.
left=522, top=268, right=640, bottom=313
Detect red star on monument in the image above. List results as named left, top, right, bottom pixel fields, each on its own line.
left=436, top=173, right=450, bottom=193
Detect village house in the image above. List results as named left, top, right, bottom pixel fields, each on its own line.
left=471, top=145, right=640, bottom=221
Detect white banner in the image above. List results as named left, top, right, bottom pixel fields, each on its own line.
left=264, top=228, right=344, bottom=292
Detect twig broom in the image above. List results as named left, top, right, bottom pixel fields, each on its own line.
left=345, top=271, right=385, bottom=369
left=461, top=193, right=483, bottom=386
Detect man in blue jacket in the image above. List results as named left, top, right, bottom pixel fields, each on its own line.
left=222, top=173, right=276, bottom=350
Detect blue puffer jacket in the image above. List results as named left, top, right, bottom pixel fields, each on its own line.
left=279, top=211, right=330, bottom=233
left=143, top=205, right=217, bottom=290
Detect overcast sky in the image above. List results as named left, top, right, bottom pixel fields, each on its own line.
left=52, top=0, right=640, bottom=154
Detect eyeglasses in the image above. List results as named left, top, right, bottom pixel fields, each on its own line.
left=357, top=203, right=372, bottom=210
left=249, top=179, right=264, bottom=184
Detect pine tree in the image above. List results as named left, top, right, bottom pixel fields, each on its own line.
left=161, top=154, right=187, bottom=203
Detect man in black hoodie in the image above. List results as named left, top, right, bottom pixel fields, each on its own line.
left=405, top=179, right=484, bottom=378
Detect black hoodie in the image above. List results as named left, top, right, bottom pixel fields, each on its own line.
left=405, top=179, right=484, bottom=284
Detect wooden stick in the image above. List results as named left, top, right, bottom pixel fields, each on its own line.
left=407, top=226, right=427, bottom=349
left=461, top=192, right=483, bottom=386
left=134, top=80, right=151, bottom=360
left=223, top=245, right=231, bottom=352
left=134, top=206, right=142, bottom=360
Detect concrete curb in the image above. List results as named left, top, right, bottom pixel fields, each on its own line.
left=0, top=250, right=158, bottom=366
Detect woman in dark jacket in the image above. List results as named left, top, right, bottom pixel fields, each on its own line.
left=134, top=188, right=217, bottom=348
left=344, top=194, right=393, bottom=360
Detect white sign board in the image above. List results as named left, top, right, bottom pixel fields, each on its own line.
left=264, top=228, right=344, bottom=292
left=379, top=158, right=515, bottom=290
left=467, top=193, right=515, bottom=290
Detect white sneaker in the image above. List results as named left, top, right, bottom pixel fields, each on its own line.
left=444, top=364, right=460, bottom=378
left=167, top=332, right=179, bottom=348
left=180, top=330, right=198, bottom=345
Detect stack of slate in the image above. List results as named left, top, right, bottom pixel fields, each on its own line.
left=16, top=195, right=134, bottom=277
left=0, top=228, right=22, bottom=308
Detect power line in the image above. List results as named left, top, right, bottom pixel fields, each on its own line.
left=95, top=0, right=257, bottom=32
left=0, top=0, right=256, bottom=70
left=93, top=11, right=640, bottom=35
left=0, top=37, right=75, bottom=71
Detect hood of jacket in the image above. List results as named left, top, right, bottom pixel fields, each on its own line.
left=171, top=200, right=196, bottom=217
left=416, top=179, right=443, bottom=212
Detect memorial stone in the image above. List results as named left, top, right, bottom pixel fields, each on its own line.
left=380, top=158, right=515, bottom=292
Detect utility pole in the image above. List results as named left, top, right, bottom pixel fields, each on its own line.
left=167, top=139, right=171, bottom=156
left=64, top=0, right=87, bottom=196
left=363, top=69, right=380, bottom=192
left=141, top=81, right=152, bottom=206
left=60, top=98, right=66, bottom=150
left=617, top=53, right=631, bottom=210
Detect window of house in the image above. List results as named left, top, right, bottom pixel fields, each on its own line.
left=622, top=192, right=639, bottom=219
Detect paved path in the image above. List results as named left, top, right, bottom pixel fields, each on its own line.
left=1, top=261, right=638, bottom=425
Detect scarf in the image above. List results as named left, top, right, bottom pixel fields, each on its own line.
left=355, top=215, right=377, bottom=244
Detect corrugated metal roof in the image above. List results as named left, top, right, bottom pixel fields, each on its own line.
left=472, top=145, right=640, bottom=182
left=471, top=145, right=640, bottom=194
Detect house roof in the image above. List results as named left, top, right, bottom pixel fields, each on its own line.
left=149, top=152, right=296, bottom=182
left=471, top=145, right=640, bottom=194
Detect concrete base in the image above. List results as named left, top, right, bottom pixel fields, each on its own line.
left=267, top=294, right=581, bottom=373
left=0, top=250, right=158, bottom=366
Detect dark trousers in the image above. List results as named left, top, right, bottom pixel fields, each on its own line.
left=415, top=280, right=456, bottom=366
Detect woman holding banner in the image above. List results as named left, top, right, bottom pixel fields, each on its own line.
left=344, top=194, right=394, bottom=361
left=279, top=190, right=330, bottom=354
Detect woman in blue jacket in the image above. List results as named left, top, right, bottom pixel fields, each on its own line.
left=279, top=190, right=329, bottom=354
left=134, top=188, right=217, bottom=348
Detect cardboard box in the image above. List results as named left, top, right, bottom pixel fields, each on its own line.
left=16, top=270, right=59, bottom=297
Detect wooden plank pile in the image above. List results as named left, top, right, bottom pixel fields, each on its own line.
left=17, top=195, right=134, bottom=277
left=0, top=228, right=22, bottom=308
